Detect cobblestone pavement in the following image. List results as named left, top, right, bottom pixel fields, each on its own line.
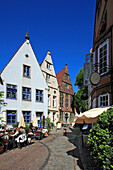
left=42, top=127, right=82, bottom=170
left=0, top=136, right=54, bottom=170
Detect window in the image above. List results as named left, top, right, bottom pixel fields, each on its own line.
left=66, top=83, right=69, bottom=89
left=70, top=95, right=73, bottom=108
left=23, top=111, right=31, bottom=124
left=22, top=87, right=31, bottom=101
left=23, top=65, right=30, bottom=78
left=70, top=113, right=74, bottom=121
left=98, top=40, right=109, bottom=74
left=36, top=112, right=42, bottom=128
left=7, top=111, right=17, bottom=124
left=65, top=74, right=69, bottom=80
left=53, top=96, right=56, bottom=107
left=36, top=89, right=43, bottom=102
left=48, top=94, right=50, bottom=106
left=7, top=84, right=17, bottom=99
left=60, top=111, right=63, bottom=121
left=47, top=62, right=51, bottom=70
left=65, top=94, right=68, bottom=108
left=60, top=92, right=64, bottom=107
left=98, top=93, right=109, bottom=107
left=97, top=0, right=102, bottom=18
left=46, top=74, right=50, bottom=83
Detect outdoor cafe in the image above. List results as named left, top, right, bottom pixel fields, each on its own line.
left=0, top=113, right=48, bottom=154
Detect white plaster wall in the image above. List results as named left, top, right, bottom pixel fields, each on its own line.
left=0, top=40, right=48, bottom=125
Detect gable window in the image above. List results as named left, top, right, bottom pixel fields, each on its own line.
left=53, top=96, right=56, bottom=107
left=65, top=94, right=68, bottom=108
left=66, top=83, right=69, bottom=89
left=23, top=65, right=30, bottom=78
left=98, top=39, right=109, bottom=75
left=7, top=84, right=17, bottom=99
left=65, top=74, right=69, bottom=80
left=7, top=110, right=17, bottom=124
left=60, top=92, right=64, bottom=107
left=23, top=111, right=31, bottom=124
left=22, top=87, right=31, bottom=101
left=46, top=74, right=50, bottom=83
left=36, top=89, right=43, bottom=102
left=98, top=93, right=109, bottom=107
left=47, top=62, right=51, bottom=70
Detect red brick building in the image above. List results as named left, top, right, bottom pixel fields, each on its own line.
left=56, top=64, right=75, bottom=125
left=84, top=0, right=113, bottom=109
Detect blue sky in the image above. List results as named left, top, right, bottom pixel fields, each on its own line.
left=0, top=0, right=96, bottom=92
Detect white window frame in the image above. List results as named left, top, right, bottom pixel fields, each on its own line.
left=98, top=39, right=109, bottom=75
left=47, top=62, right=51, bottom=70
left=98, top=93, right=110, bottom=107
left=46, top=74, right=50, bottom=83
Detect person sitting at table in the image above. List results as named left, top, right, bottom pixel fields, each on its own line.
left=10, top=128, right=20, bottom=137
left=15, top=126, right=27, bottom=148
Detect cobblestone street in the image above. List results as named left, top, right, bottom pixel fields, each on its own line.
left=43, top=127, right=82, bottom=170
left=0, top=127, right=83, bottom=170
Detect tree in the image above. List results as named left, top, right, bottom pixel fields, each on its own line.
left=74, top=68, right=88, bottom=113
left=87, top=108, right=113, bottom=169
left=0, top=91, right=7, bottom=126
left=74, top=68, right=84, bottom=88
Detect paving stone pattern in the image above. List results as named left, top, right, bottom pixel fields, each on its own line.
left=43, top=128, right=81, bottom=170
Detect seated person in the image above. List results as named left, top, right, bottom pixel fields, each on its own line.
left=10, top=128, right=20, bottom=137
left=15, top=126, right=27, bottom=145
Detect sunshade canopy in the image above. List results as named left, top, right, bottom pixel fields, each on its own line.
left=18, top=113, right=25, bottom=127
left=76, top=107, right=110, bottom=124
left=33, top=114, right=38, bottom=127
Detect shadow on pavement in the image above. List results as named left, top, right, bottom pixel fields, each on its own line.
left=66, top=130, right=84, bottom=169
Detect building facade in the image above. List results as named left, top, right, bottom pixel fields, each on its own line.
left=56, top=64, right=75, bottom=125
left=40, top=51, right=59, bottom=126
left=0, top=33, right=48, bottom=128
left=84, top=0, right=113, bottom=109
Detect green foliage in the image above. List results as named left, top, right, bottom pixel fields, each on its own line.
left=0, top=91, right=7, bottom=126
left=74, top=88, right=88, bottom=114
left=0, top=91, right=7, bottom=106
left=12, top=122, right=19, bottom=128
left=25, top=124, right=29, bottom=131
left=0, top=141, right=5, bottom=146
left=74, top=68, right=84, bottom=88
left=74, top=68, right=88, bottom=113
left=45, top=117, right=52, bottom=131
left=87, top=107, right=113, bottom=169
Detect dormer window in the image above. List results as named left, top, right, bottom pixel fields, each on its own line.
left=47, top=62, right=50, bottom=70
left=23, top=65, right=30, bottom=78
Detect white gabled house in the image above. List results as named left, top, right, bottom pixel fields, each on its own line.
left=0, top=33, right=48, bottom=128
left=40, top=51, right=59, bottom=126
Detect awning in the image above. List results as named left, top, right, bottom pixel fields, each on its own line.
left=75, top=107, right=110, bottom=124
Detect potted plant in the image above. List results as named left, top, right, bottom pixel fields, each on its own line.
left=0, top=140, right=5, bottom=154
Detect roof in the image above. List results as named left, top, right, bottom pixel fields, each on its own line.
left=56, top=67, right=65, bottom=85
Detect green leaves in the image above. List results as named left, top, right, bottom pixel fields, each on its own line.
left=87, top=108, right=113, bottom=169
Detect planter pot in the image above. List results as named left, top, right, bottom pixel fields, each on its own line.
left=0, top=145, right=4, bottom=154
